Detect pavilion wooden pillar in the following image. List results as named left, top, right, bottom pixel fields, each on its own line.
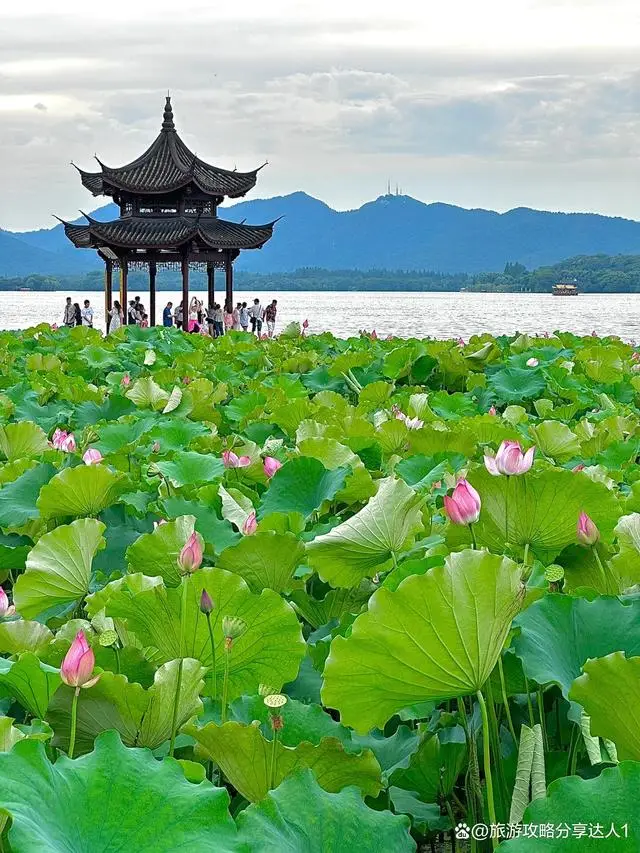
left=207, top=261, right=215, bottom=308
left=224, top=250, right=233, bottom=311
left=149, top=260, right=157, bottom=326
left=120, top=259, right=129, bottom=325
left=104, top=259, right=113, bottom=327
left=181, top=252, right=189, bottom=329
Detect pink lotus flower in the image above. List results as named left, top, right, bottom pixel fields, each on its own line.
left=0, top=587, right=15, bottom=618
left=432, top=480, right=442, bottom=490
left=242, top=511, right=258, bottom=536
left=573, top=463, right=585, bottom=473
left=371, top=330, right=378, bottom=340
left=632, top=352, right=640, bottom=362
left=51, top=323, right=58, bottom=331
left=121, top=373, right=131, bottom=388
left=386, top=334, right=394, bottom=341
left=178, top=532, right=204, bottom=574
left=183, top=376, right=191, bottom=385
left=488, top=406, right=497, bottom=416
left=264, top=457, right=283, bottom=478
left=302, top=319, right=309, bottom=329
left=591, top=330, right=598, bottom=337
left=51, top=428, right=68, bottom=449
left=61, top=631, right=99, bottom=689
left=526, top=358, right=539, bottom=367
left=543, top=331, right=550, bottom=338
left=61, top=433, right=76, bottom=453
left=199, top=589, right=214, bottom=614
left=443, top=479, right=482, bottom=526
left=577, top=512, right=599, bottom=546
left=151, top=441, right=160, bottom=454
left=223, top=450, right=251, bottom=469
left=82, top=448, right=102, bottom=465
left=395, top=410, right=424, bottom=430
left=484, top=441, right=535, bottom=476
left=457, top=337, right=465, bottom=347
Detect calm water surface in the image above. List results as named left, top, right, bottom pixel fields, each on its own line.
left=0, top=290, right=638, bottom=340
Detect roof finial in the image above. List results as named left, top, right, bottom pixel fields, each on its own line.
left=162, top=94, right=175, bottom=131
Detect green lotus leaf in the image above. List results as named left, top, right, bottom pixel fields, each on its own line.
left=184, top=720, right=382, bottom=801
left=125, top=376, right=171, bottom=410
left=428, top=390, right=477, bottom=421
left=488, top=366, right=547, bottom=403
left=500, top=762, right=640, bottom=852
left=230, top=694, right=352, bottom=748
left=390, top=726, right=467, bottom=801
left=0, top=653, right=61, bottom=718
left=570, top=652, right=640, bottom=761
left=216, top=531, right=305, bottom=592
left=155, top=451, right=225, bottom=486
left=389, top=787, right=448, bottom=835
left=14, top=518, right=105, bottom=621
left=0, top=620, right=53, bottom=654
left=322, top=549, right=524, bottom=732
left=407, top=424, right=477, bottom=458
left=0, top=730, right=239, bottom=853
left=48, top=658, right=205, bottom=754
left=306, top=477, right=425, bottom=588
left=0, top=462, right=56, bottom=528
left=529, top=420, right=581, bottom=462
left=0, top=421, right=49, bottom=461
left=94, top=416, right=156, bottom=455
left=0, top=458, right=37, bottom=486
left=357, top=380, right=394, bottom=411
left=395, top=453, right=466, bottom=491
left=609, top=513, right=640, bottom=592
left=289, top=583, right=373, bottom=629
left=271, top=398, right=314, bottom=436
left=236, top=770, right=415, bottom=853
left=460, top=467, right=620, bottom=562
left=258, top=457, right=349, bottom=520
left=147, top=417, right=208, bottom=452
left=126, top=515, right=196, bottom=587
left=36, top=464, right=123, bottom=520
left=512, top=595, right=640, bottom=720
left=0, top=717, right=51, bottom=752
left=161, top=497, right=239, bottom=555
left=103, top=568, right=305, bottom=701
left=297, top=436, right=375, bottom=505
left=219, top=485, right=255, bottom=529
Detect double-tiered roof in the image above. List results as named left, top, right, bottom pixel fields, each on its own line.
left=60, top=96, right=276, bottom=325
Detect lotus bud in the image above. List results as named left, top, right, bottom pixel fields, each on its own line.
left=0, top=587, right=15, bottom=618
left=242, top=512, right=258, bottom=536
left=526, top=357, right=539, bottom=367
left=121, top=373, right=131, bottom=388
left=199, top=589, right=215, bottom=615
left=178, top=532, right=204, bottom=574
left=51, top=323, right=58, bottom=331
left=443, top=479, right=482, bottom=526
left=222, top=450, right=251, bottom=469
left=82, top=448, right=103, bottom=465
left=61, top=433, right=76, bottom=453
left=223, top=616, right=247, bottom=650
left=457, top=337, right=465, bottom=347
left=632, top=352, right=640, bottom=362
left=60, top=631, right=100, bottom=689
left=577, top=512, right=600, bottom=547
left=302, top=319, right=309, bottom=329
left=151, top=441, right=160, bottom=454
left=370, top=330, right=377, bottom=340
left=573, top=463, right=585, bottom=472
left=263, top=456, right=282, bottom=478
left=488, top=406, right=497, bottom=415
left=484, top=440, right=535, bottom=476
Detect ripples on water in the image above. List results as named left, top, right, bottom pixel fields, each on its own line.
left=0, top=290, right=638, bottom=340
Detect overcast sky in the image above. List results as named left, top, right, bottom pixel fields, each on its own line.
left=1, top=0, right=640, bottom=229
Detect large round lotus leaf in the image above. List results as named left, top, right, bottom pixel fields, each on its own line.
left=154, top=451, right=225, bottom=486
left=0, top=620, right=52, bottom=655
left=216, top=531, right=306, bottom=592
left=236, top=770, right=415, bottom=853
left=47, top=658, right=205, bottom=755
left=289, top=583, right=373, bottom=630
left=36, top=464, right=123, bottom=520
left=0, top=730, right=240, bottom=853
left=0, top=653, right=61, bottom=718
left=512, top=595, right=640, bottom=720
left=146, top=417, right=208, bottom=452
left=258, top=457, right=349, bottom=520
left=500, top=762, right=640, bottom=852
left=570, top=653, right=640, bottom=761
left=0, top=421, right=49, bottom=461
left=126, top=514, right=196, bottom=587
left=94, top=416, right=155, bottom=455
left=14, top=518, right=105, bottom=621
left=609, top=513, right=640, bottom=592
left=125, top=376, right=170, bottom=410
left=161, top=497, right=239, bottom=554
left=103, top=568, right=305, bottom=701
left=488, top=366, right=547, bottom=403
left=184, top=720, right=382, bottom=802
left=460, top=467, right=620, bottom=561
left=306, top=477, right=425, bottom=588
left=322, top=549, right=524, bottom=732
left=0, top=463, right=56, bottom=527
left=528, top=420, right=581, bottom=462
left=389, top=726, right=467, bottom=801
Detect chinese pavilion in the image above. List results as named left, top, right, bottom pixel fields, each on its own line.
left=60, top=96, right=275, bottom=325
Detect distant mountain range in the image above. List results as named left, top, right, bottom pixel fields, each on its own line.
left=3, top=192, right=640, bottom=277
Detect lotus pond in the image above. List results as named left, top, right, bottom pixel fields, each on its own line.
left=0, top=323, right=639, bottom=851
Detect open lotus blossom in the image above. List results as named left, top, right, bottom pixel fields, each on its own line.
left=61, top=433, right=76, bottom=452
left=223, top=450, right=252, bottom=468
left=0, top=587, right=15, bottom=618
left=526, top=357, right=539, bottom=367
left=484, top=440, right=535, bottom=476
left=51, top=428, right=68, bottom=449
left=577, top=511, right=600, bottom=546
left=443, top=479, right=482, bottom=526
left=263, top=456, right=282, bottom=478
left=82, top=448, right=103, bottom=465
left=121, top=373, right=131, bottom=388
left=395, top=410, right=424, bottom=430
left=178, top=532, right=204, bottom=574
left=242, top=512, right=258, bottom=535
left=488, top=406, right=497, bottom=415
left=61, top=631, right=100, bottom=689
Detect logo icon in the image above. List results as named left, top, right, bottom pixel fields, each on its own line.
left=455, top=823, right=471, bottom=840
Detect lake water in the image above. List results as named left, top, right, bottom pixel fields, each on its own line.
left=0, top=290, right=638, bottom=340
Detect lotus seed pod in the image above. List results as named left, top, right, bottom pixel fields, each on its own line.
left=99, top=629, right=119, bottom=647
left=264, top=693, right=287, bottom=709
left=222, top=616, right=247, bottom=640
left=544, top=565, right=565, bottom=583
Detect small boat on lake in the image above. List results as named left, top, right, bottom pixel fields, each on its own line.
left=552, top=280, right=578, bottom=296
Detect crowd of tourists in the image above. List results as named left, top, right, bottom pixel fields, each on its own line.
left=63, top=295, right=279, bottom=338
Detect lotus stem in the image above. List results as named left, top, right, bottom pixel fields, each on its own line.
left=205, top=611, right=217, bottom=700
left=522, top=542, right=530, bottom=568
left=505, top=475, right=510, bottom=546
left=457, top=697, right=480, bottom=851
left=169, top=574, right=190, bottom=757
left=485, top=678, right=508, bottom=821
left=477, top=689, right=499, bottom=850
left=469, top=523, right=477, bottom=550
left=537, top=687, right=549, bottom=751
left=523, top=674, right=536, bottom=728
left=497, top=656, right=518, bottom=745
left=113, top=646, right=121, bottom=675
left=221, top=642, right=231, bottom=725
left=592, top=546, right=610, bottom=593
left=68, top=687, right=80, bottom=759
left=269, top=726, right=279, bottom=790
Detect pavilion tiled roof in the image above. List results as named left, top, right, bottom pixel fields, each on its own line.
left=74, top=97, right=262, bottom=199
left=62, top=214, right=275, bottom=251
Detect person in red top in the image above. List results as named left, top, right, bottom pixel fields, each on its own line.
left=265, top=299, right=278, bottom=338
